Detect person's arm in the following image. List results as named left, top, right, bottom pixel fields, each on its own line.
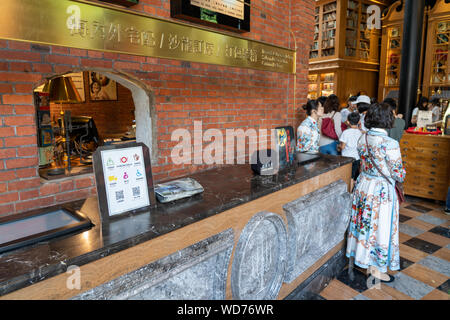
left=334, top=112, right=342, bottom=138
left=411, top=108, right=418, bottom=125
left=432, top=107, right=440, bottom=122
left=341, top=109, right=349, bottom=122
left=297, top=126, right=312, bottom=152
left=338, top=131, right=348, bottom=152
left=399, top=118, right=406, bottom=130
left=384, top=139, right=406, bottom=183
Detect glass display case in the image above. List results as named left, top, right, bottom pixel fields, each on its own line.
left=321, top=73, right=335, bottom=96
left=423, top=0, right=450, bottom=100
left=307, top=74, right=319, bottom=99
left=307, top=72, right=336, bottom=99
left=430, top=21, right=449, bottom=87
left=385, top=26, right=402, bottom=87
left=378, top=0, right=426, bottom=102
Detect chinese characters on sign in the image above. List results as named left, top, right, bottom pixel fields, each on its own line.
left=0, top=0, right=295, bottom=74
left=70, top=20, right=155, bottom=46
left=68, top=19, right=290, bottom=67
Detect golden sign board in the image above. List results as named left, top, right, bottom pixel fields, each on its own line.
left=190, top=0, right=244, bottom=20
left=0, top=0, right=295, bottom=74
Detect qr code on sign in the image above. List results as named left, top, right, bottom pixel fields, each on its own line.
left=132, top=186, right=140, bottom=197
left=115, top=190, right=124, bottom=201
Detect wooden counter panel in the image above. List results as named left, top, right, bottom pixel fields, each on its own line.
left=1, top=163, right=352, bottom=300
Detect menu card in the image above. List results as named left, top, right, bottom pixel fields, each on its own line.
left=93, top=142, right=155, bottom=221
left=417, top=111, right=433, bottom=128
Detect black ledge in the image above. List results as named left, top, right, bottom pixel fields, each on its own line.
left=0, top=154, right=352, bottom=297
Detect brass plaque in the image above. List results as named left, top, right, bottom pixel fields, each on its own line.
left=0, top=0, right=295, bottom=74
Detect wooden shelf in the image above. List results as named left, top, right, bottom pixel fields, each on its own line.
left=309, top=0, right=386, bottom=101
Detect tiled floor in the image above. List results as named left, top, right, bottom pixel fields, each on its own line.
left=317, top=196, right=450, bottom=300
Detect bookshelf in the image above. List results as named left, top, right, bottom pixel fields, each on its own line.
left=310, top=7, right=320, bottom=59
left=310, top=2, right=338, bottom=59
left=308, top=0, right=387, bottom=103
left=307, top=73, right=336, bottom=99
left=322, top=2, right=338, bottom=57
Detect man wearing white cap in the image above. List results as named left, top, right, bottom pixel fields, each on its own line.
left=355, top=95, right=371, bottom=132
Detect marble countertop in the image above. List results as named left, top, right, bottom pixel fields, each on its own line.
left=0, top=154, right=352, bottom=296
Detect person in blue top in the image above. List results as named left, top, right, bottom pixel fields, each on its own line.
left=296, top=99, right=324, bottom=153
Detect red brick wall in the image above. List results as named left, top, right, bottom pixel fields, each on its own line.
left=50, top=72, right=135, bottom=138
left=0, top=0, right=315, bottom=215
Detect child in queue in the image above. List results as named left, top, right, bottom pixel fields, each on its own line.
left=338, top=112, right=363, bottom=190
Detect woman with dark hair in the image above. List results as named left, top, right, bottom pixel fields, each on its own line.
left=411, top=96, right=429, bottom=125
left=383, top=97, right=406, bottom=142
left=319, top=94, right=342, bottom=155
left=296, top=99, right=324, bottom=153
left=346, top=102, right=406, bottom=283
left=341, top=96, right=358, bottom=123
left=430, top=98, right=442, bottom=122
left=316, top=96, right=328, bottom=109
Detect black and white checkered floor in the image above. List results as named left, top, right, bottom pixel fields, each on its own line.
left=317, top=196, right=449, bottom=300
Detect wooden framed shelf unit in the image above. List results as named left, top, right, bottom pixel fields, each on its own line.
left=308, top=0, right=388, bottom=103
left=422, top=0, right=450, bottom=100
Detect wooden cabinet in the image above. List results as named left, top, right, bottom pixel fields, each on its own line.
left=378, top=1, right=427, bottom=102
left=308, top=0, right=388, bottom=102
left=400, top=133, right=450, bottom=201
left=422, top=0, right=450, bottom=99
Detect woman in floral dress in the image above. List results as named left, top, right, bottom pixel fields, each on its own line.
left=297, top=99, right=324, bottom=153
left=346, top=102, right=406, bottom=282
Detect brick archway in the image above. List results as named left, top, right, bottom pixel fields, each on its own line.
left=35, top=69, right=157, bottom=161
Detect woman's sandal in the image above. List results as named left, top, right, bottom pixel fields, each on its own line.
left=371, top=274, right=395, bottom=283
left=367, top=267, right=395, bottom=283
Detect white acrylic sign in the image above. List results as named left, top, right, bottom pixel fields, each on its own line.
left=100, top=146, right=150, bottom=216
left=417, top=110, right=433, bottom=128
